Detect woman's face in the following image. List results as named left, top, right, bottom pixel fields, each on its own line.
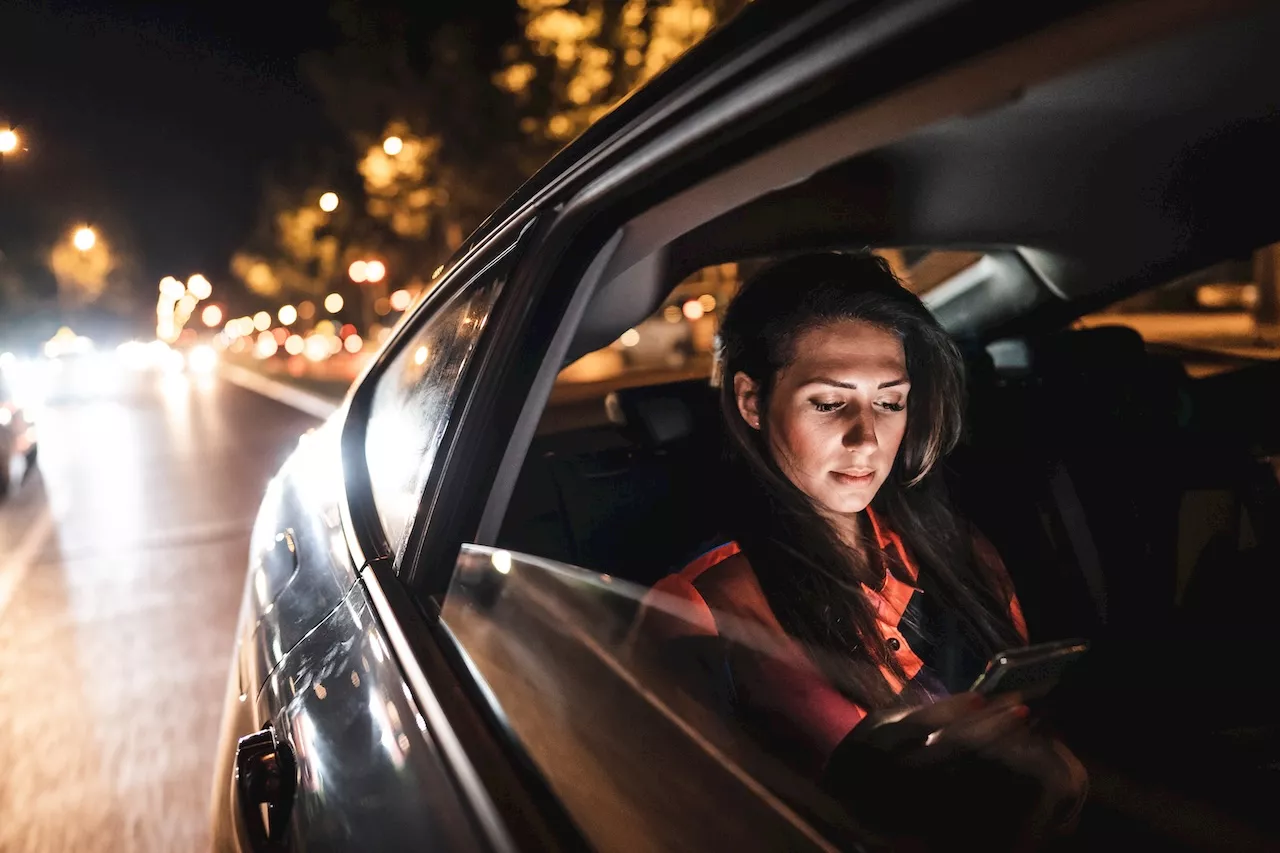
left=735, top=319, right=910, bottom=517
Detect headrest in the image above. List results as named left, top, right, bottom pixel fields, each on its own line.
left=1038, top=325, right=1147, bottom=377
left=606, top=378, right=716, bottom=445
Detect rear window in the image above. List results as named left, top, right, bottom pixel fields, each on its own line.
left=546, top=249, right=993, bottom=432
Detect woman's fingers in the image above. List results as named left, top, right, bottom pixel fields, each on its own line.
left=860, top=691, right=988, bottom=749
left=907, top=701, right=1031, bottom=763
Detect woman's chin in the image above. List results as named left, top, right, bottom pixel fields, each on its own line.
left=818, top=490, right=875, bottom=516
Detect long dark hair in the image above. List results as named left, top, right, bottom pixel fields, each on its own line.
left=716, top=252, right=1023, bottom=708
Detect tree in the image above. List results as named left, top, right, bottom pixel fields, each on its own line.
left=496, top=0, right=751, bottom=147
left=305, top=5, right=530, bottom=257
left=229, top=0, right=748, bottom=318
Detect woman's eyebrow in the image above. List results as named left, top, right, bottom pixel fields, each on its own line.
left=802, top=376, right=910, bottom=390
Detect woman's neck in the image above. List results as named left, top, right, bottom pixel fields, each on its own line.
left=827, top=509, right=868, bottom=558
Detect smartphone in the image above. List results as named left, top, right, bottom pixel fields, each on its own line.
left=969, top=638, right=1089, bottom=700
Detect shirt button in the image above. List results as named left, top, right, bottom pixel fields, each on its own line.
left=887, top=637, right=901, bottom=651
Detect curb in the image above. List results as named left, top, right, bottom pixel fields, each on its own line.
left=218, top=362, right=343, bottom=420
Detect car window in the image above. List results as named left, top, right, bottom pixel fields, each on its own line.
left=440, top=546, right=858, bottom=852
left=1074, top=252, right=1266, bottom=378
left=364, top=269, right=506, bottom=557
left=541, top=250, right=991, bottom=435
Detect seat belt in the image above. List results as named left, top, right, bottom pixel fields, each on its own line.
left=1047, top=462, right=1109, bottom=626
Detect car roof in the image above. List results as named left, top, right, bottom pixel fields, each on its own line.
left=454, top=1, right=1278, bottom=349
left=655, top=1, right=1280, bottom=340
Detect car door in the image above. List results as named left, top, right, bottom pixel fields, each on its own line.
left=220, top=217, right=537, bottom=853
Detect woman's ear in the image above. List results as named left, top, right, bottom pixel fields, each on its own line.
left=733, top=371, right=762, bottom=430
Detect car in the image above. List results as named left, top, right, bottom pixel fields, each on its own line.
left=211, top=1, right=1280, bottom=850
left=0, top=359, right=38, bottom=499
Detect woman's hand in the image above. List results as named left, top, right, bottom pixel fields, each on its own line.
left=824, top=692, right=1087, bottom=851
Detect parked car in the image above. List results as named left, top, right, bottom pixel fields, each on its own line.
left=212, top=1, right=1280, bottom=850
left=0, top=363, right=37, bottom=499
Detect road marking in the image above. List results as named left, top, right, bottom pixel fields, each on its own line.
left=0, top=506, right=55, bottom=621
left=218, top=362, right=341, bottom=420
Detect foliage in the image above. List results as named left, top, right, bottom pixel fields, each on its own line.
left=497, top=0, right=750, bottom=146
left=231, top=0, right=748, bottom=310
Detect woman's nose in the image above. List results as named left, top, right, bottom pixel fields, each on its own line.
left=842, top=409, right=878, bottom=452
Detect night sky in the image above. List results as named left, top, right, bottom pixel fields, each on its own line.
left=0, top=0, right=514, bottom=325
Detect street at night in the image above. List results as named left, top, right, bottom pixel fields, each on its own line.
left=0, top=366, right=315, bottom=851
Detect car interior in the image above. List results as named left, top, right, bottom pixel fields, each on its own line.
left=478, top=3, right=1280, bottom=847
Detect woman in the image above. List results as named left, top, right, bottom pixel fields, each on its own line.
left=632, top=253, right=1085, bottom=849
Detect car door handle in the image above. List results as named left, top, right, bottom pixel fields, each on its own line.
left=233, top=724, right=297, bottom=852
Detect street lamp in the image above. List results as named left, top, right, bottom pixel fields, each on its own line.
left=0, top=129, right=18, bottom=154
left=73, top=226, right=97, bottom=252
left=187, top=274, right=212, bottom=300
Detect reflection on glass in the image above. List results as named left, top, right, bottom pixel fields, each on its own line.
left=440, top=545, right=857, bottom=852
left=364, top=277, right=503, bottom=554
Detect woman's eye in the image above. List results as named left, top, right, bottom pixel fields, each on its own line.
left=876, top=400, right=906, bottom=413
left=812, top=400, right=844, bottom=413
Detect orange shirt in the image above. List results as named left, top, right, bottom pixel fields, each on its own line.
left=631, top=508, right=1027, bottom=771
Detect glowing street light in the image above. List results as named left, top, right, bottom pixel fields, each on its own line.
left=159, top=276, right=185, bottom=299
left=318, top=192, right=339, bottom=212
left=324, top=292, right=344, bottom=313
left=348, top=260, right=368, bottom=283
left=253, top=311, right=271, bottom=332
left=278, top=304, right=298, bottom=326
left=389, top=289, right=411, bottom=312
left=0, top=129, right=18, bottom=154
left=187, top=274, right=212, bottom=300
left=383, top=136, right=403, bottom=156
left=73, top=226, right=97, bottom=252
left=201, top=305, right=223, bottom=328
left=365, top=260, right=386, bottom=283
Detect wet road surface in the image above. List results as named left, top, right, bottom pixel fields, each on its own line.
left=0, top=362, right=317, bottom=852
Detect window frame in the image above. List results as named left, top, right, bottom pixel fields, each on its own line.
left=338, top=211, right=539, bottom=574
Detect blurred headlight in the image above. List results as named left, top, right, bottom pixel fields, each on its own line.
left=187, top=345, right=217, bottom=374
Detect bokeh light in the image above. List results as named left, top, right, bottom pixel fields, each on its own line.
left=254, top=331, right=279, bottom=358
left=160, top=276, right=185, bottom=299
left=73, top=226, right=97, bottom=252
left=201, top=305, right=223, bottom=328
left=324, top=293, right=344, bottom=313
left=348, top=260, right=368, bottom=283
left=253, top=311, right=271, bottom=332
left=389, top=289, right=411, bottom=311
left=383, top=136, right=403, bottom=155
left=318, top=192, right=339, bottom=212
left=187, top=274, right=213, bottom=300
left=365, top=260, right=386, bottom=283
left=278, top=304, right=298, bottom=326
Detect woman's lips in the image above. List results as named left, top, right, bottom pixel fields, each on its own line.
left=831, top=469, right=875, bottom=485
